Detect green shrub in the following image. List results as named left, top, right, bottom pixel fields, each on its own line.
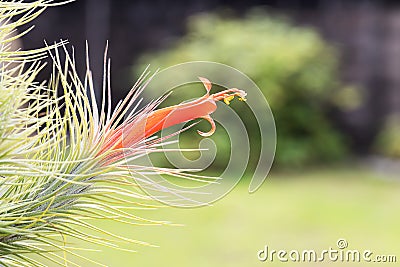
left=134, top=10, right=348, bottom=168
left=374, top=114, right=400, bottom=158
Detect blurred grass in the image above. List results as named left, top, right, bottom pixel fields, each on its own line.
left=71, top=167, right=399, bottom=266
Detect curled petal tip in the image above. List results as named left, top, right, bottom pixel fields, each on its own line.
left=197, top=115, right=216, bottom=137
left=197, top=129, right=215, bottom=137
left=198, top=77, right=212, bottom=93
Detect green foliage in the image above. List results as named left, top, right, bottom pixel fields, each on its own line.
left=134, top=10, right=348, bottom=167
left=374, top=114, right=400, bottom=158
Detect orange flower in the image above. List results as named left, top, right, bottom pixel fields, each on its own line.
left=97, top=77, right=246, bottom=157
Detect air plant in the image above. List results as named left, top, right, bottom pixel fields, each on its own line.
left=0, top=1, right=249, bottom=266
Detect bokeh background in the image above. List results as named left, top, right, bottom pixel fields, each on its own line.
left=21, top=0, right=400, bottom=266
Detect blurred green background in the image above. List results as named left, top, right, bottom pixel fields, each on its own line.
left=25, top=0, right=400, bottom=266
left=135, top=11, right=348, bottom=168
left=70, top=168, right=399, bottom=266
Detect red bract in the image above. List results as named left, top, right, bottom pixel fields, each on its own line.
left=97, top=77, right=247, bottom=158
